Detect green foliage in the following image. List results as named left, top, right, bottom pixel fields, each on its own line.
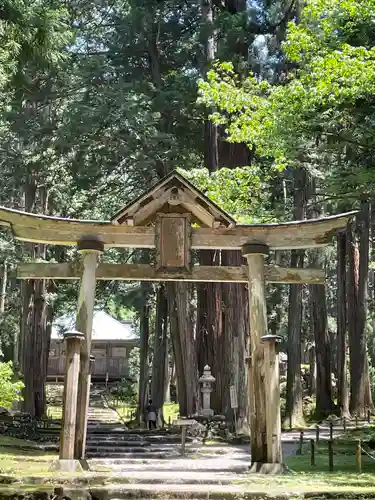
left=198, top=0, right=375, bottom=197
left=113, top=378, right=138, bottom=405
left=179, top=167, right=276, bottom=223
left=0, top=1, right=71, bottom=89
left=0, top=362, right=23, bottom=408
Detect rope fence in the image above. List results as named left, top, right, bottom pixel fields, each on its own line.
left=296, top=430, right=375, bottom=473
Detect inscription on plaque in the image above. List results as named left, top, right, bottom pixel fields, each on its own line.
left=155, top=213, right=191, bottom=273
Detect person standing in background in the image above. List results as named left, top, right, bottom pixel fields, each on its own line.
left=146, top=398, right=157, bottom=430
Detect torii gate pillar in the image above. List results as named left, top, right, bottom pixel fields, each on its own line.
left=243, top=243, right=283, bottom=472
left=74, top=239, right=103, bottom=460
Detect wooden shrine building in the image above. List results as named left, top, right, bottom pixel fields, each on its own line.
left=0, top=171, right=355, bottom=472
left=49, top=310, right=138, bottom=382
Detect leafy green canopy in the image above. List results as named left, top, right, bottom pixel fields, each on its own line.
left=179, top=167, right=276, bottom=223
left=0, top=0, right=71, bottom=88
left=198, top=0, right=375, bottom=196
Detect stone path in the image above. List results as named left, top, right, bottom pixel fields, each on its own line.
left=44, top=395, right=375, bottom=499
left=84, top=436, right=298, bottom=499
left=40, top=419, right=374, bottom=499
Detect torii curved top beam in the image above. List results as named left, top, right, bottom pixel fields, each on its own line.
left=0, top=205, right=356, bottom=250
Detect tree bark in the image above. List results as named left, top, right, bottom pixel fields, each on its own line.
left=0, top=260, right=6, bottom=314
left=202, top=0, right=218, bottom=172
left=286, top=168, right=308, bottom=426
left=164, top=335, right=170, bottom=404
left=196, top=250, right=222, bottom=410
left=286, top=249, right=304, bottom=426
left=308, top=344, right=316, bottom=397
left=221, top=250, right=248, bottom=429
left=167, top=282, right=198, bottom=416
left=348, top=203, right=372, bottom=415
left=337, top=232, right=350, bottom=417
left=137, top=282, right=150, bottom=425
left=20, top=183, right=51, bottom=418
left=358, top=204, right=373, bottom=410
left=151, top=284, right=168, bottom=422
left=308, top=177, right=334, bottom=419
left=310, top=261, right=335, bottom=418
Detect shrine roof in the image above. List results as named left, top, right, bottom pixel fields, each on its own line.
left=51, top=310, right=138, bottom=342
left=110, top=171, right=237, bottom=228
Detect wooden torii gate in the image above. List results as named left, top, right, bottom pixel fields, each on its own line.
left=0, top=171, right=355, bottom=472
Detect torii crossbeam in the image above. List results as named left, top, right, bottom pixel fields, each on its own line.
left=0, top=171, right=355, bottom=472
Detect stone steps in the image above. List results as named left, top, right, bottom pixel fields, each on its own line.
left=90, top=455, right=250, bottom=470
left=86, top=445, right=177, bottom=454
left=48, top=407, right=121, bottom=424
left=87, top=451, right=173, bottom=459
left=86, top=435, right=189, bottom=444
left=91, top=460, right=248, bottom=473
left=86, top=439, right=148, bottom=447
left=85, top=483, right=257, bottom=499
left=96, top=470, right=243, bottom=485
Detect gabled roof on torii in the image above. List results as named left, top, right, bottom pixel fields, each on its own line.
left=0, top=171, right=357, bottom=250
left=111, top=171, right=236, bottom=228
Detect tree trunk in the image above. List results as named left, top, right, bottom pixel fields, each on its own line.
left=138, top=282, right=150, bottom=425
left=170, top=359, right=176, bottom=402
left=286, top=168, right=308, bottom=426
left=308, top=345, right=316, bottom=397
left=0, top=260, right=6, bottom=314
left=220, top=250, right=248, bottom=430
left=151, top=284, right=168, bottom=422
left=167, top=282, right=198, bottom=416
left=196, top=250, right=222, bottom=405
left=337, top=232, right=350, bottom=417
left=164, top=336, right=170, bottom=404
left=20, top=183, right=51, bottom=418
left=22, top=261, right=51, bottom=418
left=218, top=0, right=252, bottom=168
left=201, top=0, right=218, bottom=172
left=310, top=248, right=334, bottom=419
left=307, top=176, right=334, bottom=419
left=286, top=249, right=305, bottom=426
left=348, top=203, right=372, bottom=415
left=358, top=204, right=373, bottom=410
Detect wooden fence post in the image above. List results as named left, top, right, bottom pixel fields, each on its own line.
left=310, top=439, right=315, bottom=467
left=343, top=416, right=346, bottom=432
left=316, top=425, right=320, bottom=444
left=367, top=410, right=371, bottom=424
left=297, top=431, right=304, bottom=455
left=356, top=440, right=362, bottom=473
left=328, top=440, right=333, bottom=471
left=330, top=421, right=333, bottom=440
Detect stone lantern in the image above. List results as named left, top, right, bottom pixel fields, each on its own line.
left=198, top=365, right=216, bottom=417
